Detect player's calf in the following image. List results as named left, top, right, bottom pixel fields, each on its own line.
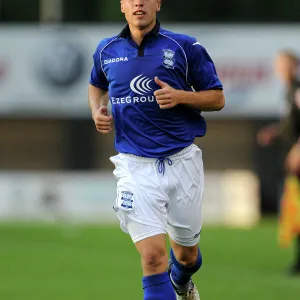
left=170, top=246, right=202, bottom=288
left=171, top=244, right=200, bottom=267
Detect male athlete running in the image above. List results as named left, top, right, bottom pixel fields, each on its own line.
left=88, top=1, right=225, bottom=299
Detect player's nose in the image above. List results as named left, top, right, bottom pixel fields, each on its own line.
left=134, top=0, right=144, bottom=6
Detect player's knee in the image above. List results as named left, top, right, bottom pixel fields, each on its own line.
left=173, top=245, right=201, bottom=267
left=141, top=247, right=168, bottom=273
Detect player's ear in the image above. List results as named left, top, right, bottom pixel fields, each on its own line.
left=120, top=0, right=125, bottom=13
left=156, top=0, right=162, bottom=12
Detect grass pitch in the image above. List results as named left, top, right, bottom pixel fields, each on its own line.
left=0, top=220, right=299, bottom=300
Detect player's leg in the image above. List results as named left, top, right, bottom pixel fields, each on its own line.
left=132, top=231, right=176, bottom=299
left=136, top=234, right=168, bottom=276
left=110, top=154, right=176, bottom=299
left=167, top=145, right=204, bottom=298
left=116, top=212, right=178, bottom=300
left=167, top=239, right=202, bottom=300
left=168, top=241, right=202, bottom=287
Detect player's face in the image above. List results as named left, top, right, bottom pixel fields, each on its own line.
left=275, top=55, right=297, bottom=86
left=121, top=0, right=161, bottom=30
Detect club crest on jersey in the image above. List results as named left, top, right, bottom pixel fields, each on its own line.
left=162, top=49, right=175, bottom=69
left=120, top=191, right=134, bottom=210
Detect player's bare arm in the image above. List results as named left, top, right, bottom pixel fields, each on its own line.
left=154, top=77, right=225, bottom=111
left=88, top=84, right=112, bottom=134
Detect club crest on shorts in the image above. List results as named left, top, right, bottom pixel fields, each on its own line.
left=120, top=191, right=134, bottom=209
left=162, top=49, right=175, bottom=69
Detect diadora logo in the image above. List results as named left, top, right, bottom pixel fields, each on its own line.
left=130, top=74, right=153, bottom=95
left=103, top=57, right=128, bottom=65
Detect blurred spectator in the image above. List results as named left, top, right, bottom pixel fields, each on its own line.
left=257, top=50, right=300, bottom=148
left=257, top=50, right=300, bottom=275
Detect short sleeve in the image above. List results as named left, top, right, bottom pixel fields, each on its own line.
left=188, top=40, right=223, bottom=92
left=89, top=42, right=109, bottom=90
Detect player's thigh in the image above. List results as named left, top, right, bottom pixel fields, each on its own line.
left=167, top=146, right=204, bottom=247
left=110, top=154, right=168, bottom=243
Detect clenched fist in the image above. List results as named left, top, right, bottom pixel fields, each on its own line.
left=154, top=77, right=182, bottom=109
left=93, top=106, right=113, bottom=134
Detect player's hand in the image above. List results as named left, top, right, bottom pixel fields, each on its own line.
left=92, top=106, right=113, bottom=134
left=256, top=125, right=278, bottom=147
left=285, top=143, right=300, bottom=174
left=154, top=77, right=183, bottom=109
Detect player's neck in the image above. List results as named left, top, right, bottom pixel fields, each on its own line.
left=129, top=20, right=156, bottom=46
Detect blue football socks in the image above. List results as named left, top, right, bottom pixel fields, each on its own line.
left=142, top=272, right=176, bottom=300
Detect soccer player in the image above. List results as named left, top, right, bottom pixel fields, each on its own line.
left=257, top=50, right=300, bottom=275
left=88, top=0, right=225, bottom=299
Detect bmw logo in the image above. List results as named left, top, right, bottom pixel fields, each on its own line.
left=37, top=37, right=86, bottom=89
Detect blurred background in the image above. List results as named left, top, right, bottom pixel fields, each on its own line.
left=0, top=0, right=300, bottom=299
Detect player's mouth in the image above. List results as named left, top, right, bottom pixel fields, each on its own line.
left=134, top=10, right=146, bottom=16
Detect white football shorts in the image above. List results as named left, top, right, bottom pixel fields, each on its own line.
left=109, top=144, right=204, bottom=247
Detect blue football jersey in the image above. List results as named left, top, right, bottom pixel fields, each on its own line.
left=90, top=21, right=223, bottom=158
